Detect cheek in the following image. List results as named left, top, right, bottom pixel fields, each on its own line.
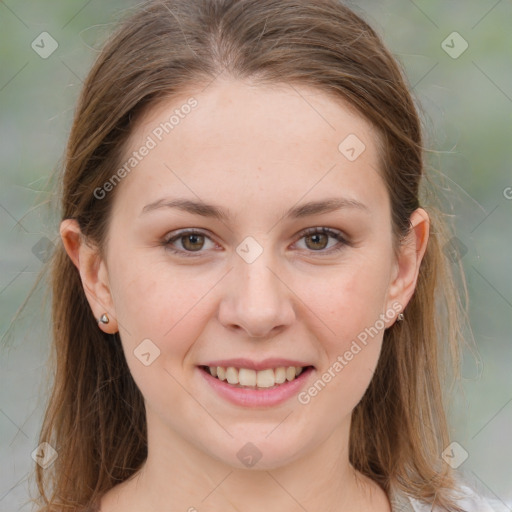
left=108, top=252, right=216, bottom=360
left=299, top=276, right=386, bottom=416
left=303, top=254, right=392, bottom=344
left=293, top=255, right=391, bottom=405
left=108, top=258, right=219, bottom=412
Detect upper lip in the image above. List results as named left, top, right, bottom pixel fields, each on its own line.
left=200, top=358, right=314, bottom=371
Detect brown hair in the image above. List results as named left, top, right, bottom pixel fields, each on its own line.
left=32, top=0, right=467, bottom=510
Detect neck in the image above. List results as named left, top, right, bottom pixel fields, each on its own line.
left=106, top=412, right=390, bottom=512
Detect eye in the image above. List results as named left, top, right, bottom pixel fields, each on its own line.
left=293, top=227, right=349, bottom=254
left=163, top=229, right=216, bottom=257
left=162, top=227, right=349, bottom=258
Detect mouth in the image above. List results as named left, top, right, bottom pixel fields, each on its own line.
left=198, top=364, right=315, bottom=390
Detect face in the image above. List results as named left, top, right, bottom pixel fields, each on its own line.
left=74, top=79, right=413, bottom=470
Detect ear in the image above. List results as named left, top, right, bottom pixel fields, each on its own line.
left=385, top=208, right=430, bottom=323
left=59, top=219, right=118, bottom=334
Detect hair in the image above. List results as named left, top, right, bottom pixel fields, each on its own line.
left=31, top=0, right=468, bottom=510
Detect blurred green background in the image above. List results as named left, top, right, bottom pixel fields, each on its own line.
left=1, top=0, right=511, bottom=510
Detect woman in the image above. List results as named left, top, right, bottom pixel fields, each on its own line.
left=33, top=1, right=506, bottom=510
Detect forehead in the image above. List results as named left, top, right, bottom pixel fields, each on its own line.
left=112, top=78, right=388, bottom=221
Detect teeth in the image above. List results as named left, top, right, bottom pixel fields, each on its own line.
left=286, top=367, right=296, bottom=381
left=206, top=365, right=307, bottom=388
left=239, top=368, right=256, bottom=386
left=226, top=367, right=239, bottom=385
left=256, top=368, right=275, bottom=388
left=275, top=367, right=286, bottom=384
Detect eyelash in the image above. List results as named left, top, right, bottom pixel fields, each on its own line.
left=162, top=227, right=350, bottom=258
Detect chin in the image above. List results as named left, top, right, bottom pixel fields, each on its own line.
left=204, top=432, right=311, bottom=471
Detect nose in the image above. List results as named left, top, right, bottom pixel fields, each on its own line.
left=218, top=246, right=296, bottom=339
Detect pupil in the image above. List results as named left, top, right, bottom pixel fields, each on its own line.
left=184, top=234, right=203, bottom=251
left=308, top=233, right=327, bottom=250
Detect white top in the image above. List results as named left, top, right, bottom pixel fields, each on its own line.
left=390, top=484, right=510, bottom=511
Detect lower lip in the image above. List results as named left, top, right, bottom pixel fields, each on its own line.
left=198, top=366, right=314, bottom=408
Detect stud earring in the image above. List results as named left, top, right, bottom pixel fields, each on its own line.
left=397, top=312, right=404, bottom=321
left=98, top=313, right=110, bottom=325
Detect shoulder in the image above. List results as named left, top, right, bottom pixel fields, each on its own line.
left=414, top=485, right=508, bottom=511
left=391, top=483, right=510, bottom=512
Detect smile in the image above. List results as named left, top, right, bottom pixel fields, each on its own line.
left=201, top=365, right=311, bottom=389
left=198, top=365, right=315, bottom=407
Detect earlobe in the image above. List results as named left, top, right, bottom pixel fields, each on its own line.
left=386, top=208, right=430, bottom=322
left=59, top=219, right=119, bottom=334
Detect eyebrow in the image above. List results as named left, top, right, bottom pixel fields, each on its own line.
left=140, top=196, right=369, bottom=221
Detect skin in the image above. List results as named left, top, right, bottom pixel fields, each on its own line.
left=61, top=77, right=429, bottom=512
